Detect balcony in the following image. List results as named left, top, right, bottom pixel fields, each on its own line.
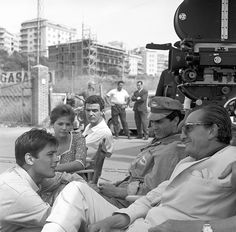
left=20, top=41, right=28, bottom=45
left=20, top=45, right=28, bottom=49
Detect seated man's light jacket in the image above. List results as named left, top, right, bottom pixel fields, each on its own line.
left=116, top=145, right=236, bottom=229
left=0, top=165, right=51, bottom=232
left=82, top=118, right=113, bottom=158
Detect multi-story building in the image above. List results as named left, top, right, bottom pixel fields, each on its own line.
left=0, top=27, right=19, bottom=53
left=142, top=49, right=159, bottom=76
left=48, top=39, right=128, bottom=78
left=157, top=53, right=168, bottom=76
left=19, top=18, right=77, bottom=57
left=136, top=47, right=168, bottom=76
left=128, top=52, right=144, bottom=76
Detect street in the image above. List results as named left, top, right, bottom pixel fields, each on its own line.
left=0, top=126, right=151, bottom=182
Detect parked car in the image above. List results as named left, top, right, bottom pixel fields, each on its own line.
left=104, top=90, right=155, bottom=136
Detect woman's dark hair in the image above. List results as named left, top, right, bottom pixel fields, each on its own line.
left=200, top=104, right=232, bottom=144
left=15, top=128, right=58, bottom=167
left=85, top=95, right=105, bottom=111
left=50, top=104, right=75, bottom=125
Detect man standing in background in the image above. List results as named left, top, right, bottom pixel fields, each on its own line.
left=80, top=81, right=96, bottom=100
left=131, top=81, right=149, bottom=140
left=106, top=81, right=130, bottom=139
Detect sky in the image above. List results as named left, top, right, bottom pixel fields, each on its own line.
left=1, top=0, right=183, bottom=49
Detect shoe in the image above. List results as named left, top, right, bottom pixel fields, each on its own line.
left=127, top=134, right=131, bottom=139
left=136, top=135, right=142, bottom=139
left=143, top=135, right=149, bottom=140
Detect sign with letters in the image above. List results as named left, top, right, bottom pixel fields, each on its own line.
left=0, top=71, right=30, bottom=85
left=0, top=71, right=54, bottom=85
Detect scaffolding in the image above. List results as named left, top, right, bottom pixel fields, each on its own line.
left=81, top=23, right=97, bottom=76
left=48, top=24, right=127, bottom=79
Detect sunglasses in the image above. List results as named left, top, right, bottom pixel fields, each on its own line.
left=182, top=122, right=213, bottom=134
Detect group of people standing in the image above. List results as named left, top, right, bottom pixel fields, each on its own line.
left=65, top=76, right=176, bottom=141
left=106, top=80, right=150, bottom=140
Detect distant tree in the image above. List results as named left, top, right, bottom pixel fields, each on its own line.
left=0, top=49, right=49, bottom=71
left=0, top=50, right=8, bottom=67
left=39, top=56, right=50, bottom=67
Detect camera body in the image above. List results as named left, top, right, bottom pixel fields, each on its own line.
left=147, top=0, right=236, bottom=119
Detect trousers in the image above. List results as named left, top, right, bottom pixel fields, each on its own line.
left=134, top=110, right=148, bottom=137
left=111, top=105, right=130, bottom=136
left=42, top=181, right=151, bottom=232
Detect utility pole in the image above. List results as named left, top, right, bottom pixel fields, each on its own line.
left=36, top=0, right=41, bottom=65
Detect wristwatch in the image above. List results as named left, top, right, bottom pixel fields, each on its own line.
left=202, top=223, right=214, bottom=232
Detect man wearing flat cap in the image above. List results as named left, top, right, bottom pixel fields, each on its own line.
left=87, top=96, right=187, bottom=208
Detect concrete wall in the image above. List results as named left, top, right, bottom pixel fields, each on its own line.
left=31, top=65, right=49, bottom=125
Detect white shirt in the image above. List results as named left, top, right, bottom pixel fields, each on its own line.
left=106, top=88, right=129, bottom=105
left=82, top=119, right=113, bottom=157
left=0, top=165, right=51, bottom=232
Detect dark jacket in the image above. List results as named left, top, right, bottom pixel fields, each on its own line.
left=156, top=69, right=185, bottom=103
left=131, top=88, right=148, bottom=112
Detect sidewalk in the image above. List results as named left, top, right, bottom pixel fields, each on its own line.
left=100, top=158, right=129, bottom=183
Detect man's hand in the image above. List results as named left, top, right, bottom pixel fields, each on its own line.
left=88, top=183, right=100, bottom=193
left=148, top=219, right=203, bottom=232
left=88, top=214, right=130, bottom=232
left=99, top=183, right=118, bottom=198
left=219, top=161, right=236, bottom=190
left=88, top=220, right=112, bottom=232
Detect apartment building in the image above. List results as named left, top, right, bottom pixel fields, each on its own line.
left=0, top=27, right=19, bottom=53
left=135, top=47, right=168, bottom=76
left=48, top=39, right=128, bottom=78
left=157, top=53, right=168, bottom=76
left=128, top=52, right=144, bottom=76
left=20, top=18, right=77, bottom=57
left=143, top=49, right=159, bottom=76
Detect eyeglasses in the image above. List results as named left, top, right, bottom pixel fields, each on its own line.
left=182, top=122, right=213, bottom=134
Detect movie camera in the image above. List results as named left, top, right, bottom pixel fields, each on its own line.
left=147, top=0, right=236, bottom=121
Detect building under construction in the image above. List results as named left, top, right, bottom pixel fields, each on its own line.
left=48, top=38, right=127, bottom=79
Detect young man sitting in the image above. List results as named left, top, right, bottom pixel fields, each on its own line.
left=0, top=129, right=59, bottom=232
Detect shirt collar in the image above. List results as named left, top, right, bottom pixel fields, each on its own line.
left=14, top=165, right=39, bottom=192
left=84, top=118, right=106, bottom=135
left=195, top=144, right=228, bottom=161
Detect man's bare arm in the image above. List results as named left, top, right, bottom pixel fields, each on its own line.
left=99, top=183, right=128, bottom=199
left=88, top=214, right=130, bottom=232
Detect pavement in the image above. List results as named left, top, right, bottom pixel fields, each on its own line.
left=0, top=126, right=151, bottom=183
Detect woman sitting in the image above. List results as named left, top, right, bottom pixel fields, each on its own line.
left=40, top=104, right=87, bottom=205
left=50, top=104, right=87, bottom=173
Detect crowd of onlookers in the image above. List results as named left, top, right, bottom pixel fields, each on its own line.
left=1, top=71, right=236, bottom=231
